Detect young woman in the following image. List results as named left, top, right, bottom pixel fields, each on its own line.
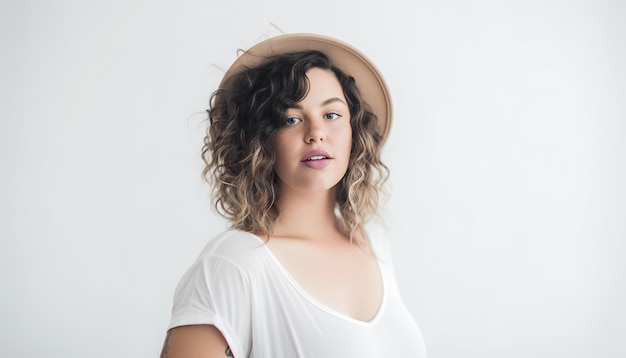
left=161, top=34, right=426, bottom=357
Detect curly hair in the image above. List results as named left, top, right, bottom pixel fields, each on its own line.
left=202, top=50, right=388, bottom=245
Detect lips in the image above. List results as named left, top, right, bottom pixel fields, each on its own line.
left=301, top=150, right=332, bottom=169
left=301, top=150, right=332, bottom=162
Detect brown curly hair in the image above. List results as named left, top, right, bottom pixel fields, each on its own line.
left=202, top=50, right=388, bottom=244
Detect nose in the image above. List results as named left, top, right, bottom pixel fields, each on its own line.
left=304, top=120, right=326, bottom=143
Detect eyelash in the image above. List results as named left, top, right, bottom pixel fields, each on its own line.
left=324, top=112, right=341, bottom=120
left=285, top=112, right=342, bottom=126
left=285, top=117, right=302, bottom=125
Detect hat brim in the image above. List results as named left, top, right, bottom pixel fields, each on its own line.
left=219, top=33, right=392, bottom=144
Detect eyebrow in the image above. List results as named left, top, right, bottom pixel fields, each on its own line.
left=291, top=97, right=347, bottom=110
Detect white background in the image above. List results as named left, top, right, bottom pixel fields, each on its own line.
left=1, top=0, right=625, bottom=357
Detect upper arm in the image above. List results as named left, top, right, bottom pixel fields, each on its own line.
left=160, top=325, right=233, bottom=358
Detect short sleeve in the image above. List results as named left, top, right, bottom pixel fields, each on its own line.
left=169, top=255, right=252, bottom=357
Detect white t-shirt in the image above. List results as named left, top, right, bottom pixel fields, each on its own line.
left=169, top=230, right=427, bottom=357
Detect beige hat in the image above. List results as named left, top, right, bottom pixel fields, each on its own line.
left=219, top=33, right=392, bottom=143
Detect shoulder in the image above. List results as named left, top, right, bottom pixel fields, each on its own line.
left=195, top=230, right=268, bottom=271
left=365, top=221, right=392, bottom=261
left=171, top=230, right=266, bottom=316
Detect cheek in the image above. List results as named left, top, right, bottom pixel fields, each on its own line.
left=343, top=126, right=353, bottom=151
left=273, top=130, right=291, bottom=152
left=272, top=136, right=290, bottom=172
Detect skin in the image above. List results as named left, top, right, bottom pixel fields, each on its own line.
left=160, top=325, right=232, bottom=358
left=161, top=68, right=382, bottom=357
left=273, top=67, right=353, bottom=195
left=268, top=68, right=382, bottom=322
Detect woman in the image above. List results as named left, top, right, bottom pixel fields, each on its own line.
left=161, top=34, right=426, bottom=357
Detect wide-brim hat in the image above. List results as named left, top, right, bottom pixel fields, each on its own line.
left=219, top=33, right=392, bottom=144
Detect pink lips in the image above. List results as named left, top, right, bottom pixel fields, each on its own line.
left=301, top=150, right=332, bottom=169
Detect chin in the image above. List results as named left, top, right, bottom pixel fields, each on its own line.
left=284, top=177, right=342, bottom=194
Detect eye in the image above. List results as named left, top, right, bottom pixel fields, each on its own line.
left=324, top=112, right=342, bottom=120
left=285, top=116, right=302, bottom=126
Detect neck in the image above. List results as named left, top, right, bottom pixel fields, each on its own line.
left=272, top=185, right=344, bottom=241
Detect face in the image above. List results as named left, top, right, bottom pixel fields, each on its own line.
left=273, top=67, right=353, bottom=195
